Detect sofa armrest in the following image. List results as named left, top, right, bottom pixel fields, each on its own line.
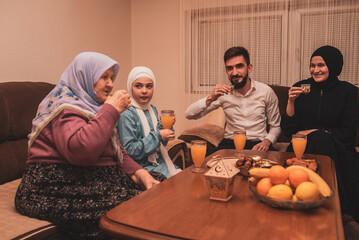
left=166, top=139, right=189, bottom=169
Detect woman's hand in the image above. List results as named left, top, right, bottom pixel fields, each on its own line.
left=130, top=169, right=160, bottom=190
left=286, top=87, right=304, bottom=117
left=159, top=129, right=175, bottom=141
left=288, top=87, right=303, bottom=103
left=105, top=90, right=131, bottom=113
left=296, top=129, right=318, bottom=135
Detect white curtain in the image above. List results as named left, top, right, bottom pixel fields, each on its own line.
left=181, top=0, right=359, bottom=97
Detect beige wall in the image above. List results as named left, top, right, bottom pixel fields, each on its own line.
left=0, top=0, right=132, bottom=91
left=131, top=0, right=204, bottom=135
left=0, top=0, right=198, bottom=134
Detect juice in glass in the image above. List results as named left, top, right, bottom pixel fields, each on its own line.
left=161, top=110, right=175, bottom=129
left=292, top=136, right=307, bottom=159
left=161, top=116, right=175, bottom=129
left=233, top=130, right=246, bottom=153
left=191, top=140, right=207, bottom=172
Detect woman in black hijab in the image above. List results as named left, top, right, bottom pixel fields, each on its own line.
left=281, top=45, right=359, bottom=225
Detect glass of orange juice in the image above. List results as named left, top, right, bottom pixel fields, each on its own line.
left=160, top=110, right=175, bottom=129
left=292, top=134, right=307, bottom=160
left=191, top=140, right=207, bottom=173
left=233, top=130, right=246, bottom=156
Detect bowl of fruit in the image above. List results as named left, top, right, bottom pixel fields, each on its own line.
left=248, top=165, right=334, bottom=209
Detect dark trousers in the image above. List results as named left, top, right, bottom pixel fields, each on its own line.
left=206, top=138, right=276, bottom=156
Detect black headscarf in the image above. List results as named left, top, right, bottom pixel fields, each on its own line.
left=311, top=45, right=343, bottom=76
left=310, top=45, right=343, bottom=89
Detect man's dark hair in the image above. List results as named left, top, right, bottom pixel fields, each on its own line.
left=224, top=46, right=250, bottom=65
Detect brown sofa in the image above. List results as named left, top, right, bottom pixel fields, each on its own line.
left=179, top=85, right=359, bottom=153
left=0, top=81, right=187, bottom=239
left=0, top=82, right=67, bottom=239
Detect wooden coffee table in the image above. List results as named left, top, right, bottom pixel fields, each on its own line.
left=99, top=150, right=344, bottom=240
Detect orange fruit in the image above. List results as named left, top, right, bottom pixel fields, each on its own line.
left=269, top=165, right=288, bottom=185
left=256, top=177, right=273, bottom=196
left=288, top=168, right=309, bottom=188
left=295, top=182, right=320, bottom=201
left=267, top=184, right=293, bottom=200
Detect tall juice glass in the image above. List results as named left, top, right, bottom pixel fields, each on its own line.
left=161, top=110, right=175, bottom=129
left=191, top=140, right=207, bottom=173
left=233, top=130, right=246, bottom=155
left=292, top=134, right=307, bottom=160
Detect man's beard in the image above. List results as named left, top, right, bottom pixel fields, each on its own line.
left=230, top=74, right=248, bottom=89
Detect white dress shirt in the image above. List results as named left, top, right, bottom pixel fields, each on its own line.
left=185, top=80, right=281, bottom=144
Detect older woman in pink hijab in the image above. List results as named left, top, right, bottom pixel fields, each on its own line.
left=15, top=52, right=164, bottom=239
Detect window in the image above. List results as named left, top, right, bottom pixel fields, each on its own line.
left=295, top=8, right=359, bottom=85
left=184, top=0, right=359, bottom=93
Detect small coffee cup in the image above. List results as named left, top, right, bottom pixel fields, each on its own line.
left=301, top=84, right=311, bottom=94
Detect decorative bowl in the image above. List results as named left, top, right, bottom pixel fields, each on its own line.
left=248, top=181, right=334, bottom=210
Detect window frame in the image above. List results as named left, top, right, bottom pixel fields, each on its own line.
left=288, top=5, right=359, bottom=86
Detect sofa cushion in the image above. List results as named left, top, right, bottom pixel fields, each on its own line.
left=204, top=108, right=226, bottom=128
left=0, top=82, right=54, bottom=142
left=269, top=85, right=289, bottom=117
left=269, top=85, right=291, bottom=143
left=0, top=82, right=55, bottom=184
left=0, top=140, right=29, bottom=184
left=179, top=123, right=225, bottom=148
left=0, top=179, right=65, bottom=239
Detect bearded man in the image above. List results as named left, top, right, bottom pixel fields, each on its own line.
left=185, top=46, right=281, bottom=154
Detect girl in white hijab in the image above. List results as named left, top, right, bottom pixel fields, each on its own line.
left=117, top=66, right=181, bottom=178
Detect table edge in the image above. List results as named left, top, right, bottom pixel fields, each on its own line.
left=99, top=214, right=189, bottom=240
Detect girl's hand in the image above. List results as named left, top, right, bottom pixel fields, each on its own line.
left=105, top=90, right=131, bottom=113
left=159, top=129, right=175, bottom=141
left=173, top=114, right=176, bottom=125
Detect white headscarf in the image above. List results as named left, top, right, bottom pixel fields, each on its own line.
left=127, top=66, right=155, bottom=110
left=127, top=66, right=181, bottom=176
